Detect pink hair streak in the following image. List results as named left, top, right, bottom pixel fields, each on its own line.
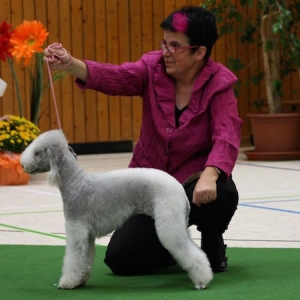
left=172, top=13, right=188, bottom=33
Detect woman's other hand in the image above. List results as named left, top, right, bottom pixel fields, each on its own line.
left=192, top=167, right=219, bottom=206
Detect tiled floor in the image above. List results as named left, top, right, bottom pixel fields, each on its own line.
left=1, top=148, right=300, bottom=249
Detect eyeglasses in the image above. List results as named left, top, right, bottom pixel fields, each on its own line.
left=159, top=41, right=200, bottom=54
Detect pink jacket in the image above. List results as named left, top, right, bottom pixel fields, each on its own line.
left=76, top=51, right=243, bottom=183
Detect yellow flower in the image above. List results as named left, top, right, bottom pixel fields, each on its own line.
left=0, top=115, right=40, bottom=153
left=18, top=125, right=25, bottom=131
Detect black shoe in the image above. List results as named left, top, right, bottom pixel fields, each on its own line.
left=212, top=256, right=228, bottom=273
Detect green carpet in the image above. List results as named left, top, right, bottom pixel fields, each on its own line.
left=0, top=245, right=299, bottom=300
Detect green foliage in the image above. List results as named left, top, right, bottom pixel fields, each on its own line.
left=250, top=72, right=264, bottom=85
left=201, top=0, right=300, bottom=113
left=227, top=58, right=245, bottom=72
left=253, top=98, right=265, bottom=109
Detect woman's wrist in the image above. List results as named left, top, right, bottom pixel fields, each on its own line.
left=203, top=166, right=220, bottom=179
left=66, top=58, right=89, bottom=82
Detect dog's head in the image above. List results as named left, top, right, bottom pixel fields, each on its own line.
left=21, top=130, right=75, bottom=174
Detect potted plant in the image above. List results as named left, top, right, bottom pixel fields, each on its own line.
left=0, top=20, right=66, bottom=126
left=202, top=0, right=300, bottom=160
left=0, top=115, right=40, bottom=185
left=0, top=20, right=58, bottom=184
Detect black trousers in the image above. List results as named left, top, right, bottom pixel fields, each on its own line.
left=104, top=176, right=239, bottom=275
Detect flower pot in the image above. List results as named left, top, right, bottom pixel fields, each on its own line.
left=0, top=152, right=30, bottom=185
left=244, top=113, right=300, bottom=161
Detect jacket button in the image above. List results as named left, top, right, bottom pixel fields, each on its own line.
left=166, top=127, right=172, bottom=133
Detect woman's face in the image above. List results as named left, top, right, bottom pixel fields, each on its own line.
left=161, top=30, right=205, bottom=79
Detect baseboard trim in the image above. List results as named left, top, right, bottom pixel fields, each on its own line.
left=69, top=141, right=133, bottom=155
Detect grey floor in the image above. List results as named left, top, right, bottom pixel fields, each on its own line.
left=1, top=148, right=300, bottom=249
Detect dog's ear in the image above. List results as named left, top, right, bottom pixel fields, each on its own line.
left=47, top=146, right=62, bottom=188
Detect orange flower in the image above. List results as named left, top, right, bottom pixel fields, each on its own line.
left=9, top=20, right=49, bottom=66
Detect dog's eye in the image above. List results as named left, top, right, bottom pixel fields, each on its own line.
left=34, top=151, right=39, bottom=156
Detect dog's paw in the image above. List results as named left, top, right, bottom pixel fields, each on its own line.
left=195, top=284, right=206, bottom=290
left=58, top=281, right=76, bottom=290
left=58, top=278, right=86, bottom=290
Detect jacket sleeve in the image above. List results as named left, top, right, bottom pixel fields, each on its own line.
left=75, top=59, right=148, bottom=97
left=204, top=74, right=243, bottom=179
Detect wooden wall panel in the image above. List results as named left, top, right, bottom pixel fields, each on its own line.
left=0, top=0, right=299, bottom=146
left=94, top=0, right=109, bottom=142
left=129, top=0, right=143, bottom=143
left=107, top=0, right=121, bottom=141
left=58, top=0, right=74, bottom=141
left=153, top=0, right=165, bottom=46
left=70, top=0, right=86, bottom=143
left=118, top=0, right=133, bottom=141
left=235, top=0, right=250, bottom=143
left=83, top=0, right=98, bottom=142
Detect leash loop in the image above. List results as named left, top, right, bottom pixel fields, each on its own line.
left=46, top=43, right=73, bottom=66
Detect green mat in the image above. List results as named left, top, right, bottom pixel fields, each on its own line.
left=0, top=245, right=299, bottom=300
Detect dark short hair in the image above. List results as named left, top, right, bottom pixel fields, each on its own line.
left=160, top=6, right=219, bottom=59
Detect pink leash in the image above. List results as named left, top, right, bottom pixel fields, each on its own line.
left=46, top=60, right=62, bottom=129
left=45, top=43, right=73, bottom=130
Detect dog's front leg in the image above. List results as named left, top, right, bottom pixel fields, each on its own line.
left=58, top=220, right=95, bottom=289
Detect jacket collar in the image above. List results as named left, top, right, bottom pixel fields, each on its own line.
left=153, top=57, right=219, bottom=127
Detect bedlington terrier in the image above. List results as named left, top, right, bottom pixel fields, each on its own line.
left=21, top=130, right=213, bottom=290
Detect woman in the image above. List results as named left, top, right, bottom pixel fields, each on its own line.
left=44, top=6, right=242, bottom=274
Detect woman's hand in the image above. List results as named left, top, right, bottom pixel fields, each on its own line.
left=43, top=43, right=73, bottom=69
left=43, top=42, right=88, bottom=82
left=192, top=167, right=219, bottom=206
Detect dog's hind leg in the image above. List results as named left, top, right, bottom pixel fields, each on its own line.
left=154, top=204, right=213, bottom=290
left=58, top=221, right=95, bottom=289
